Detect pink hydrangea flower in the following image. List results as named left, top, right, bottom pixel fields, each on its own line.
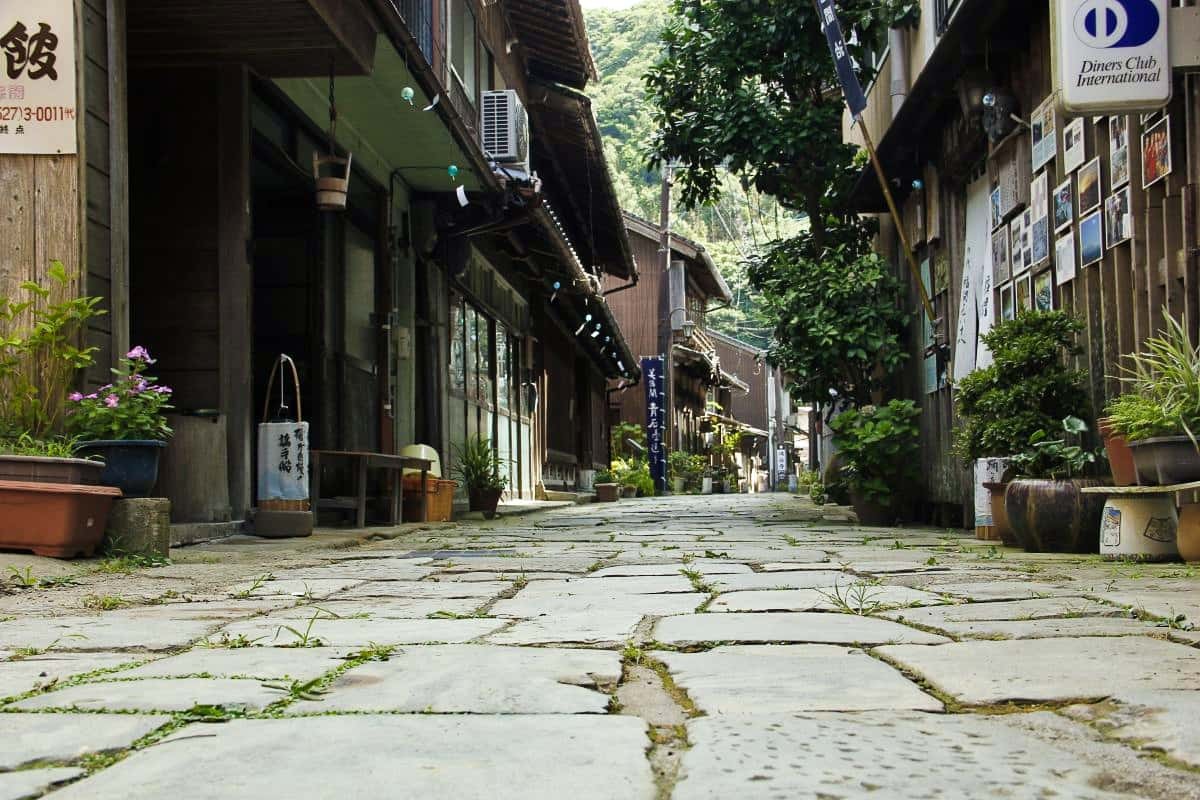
left=104, top=394, right=119, bottom=408
left=68, top=392, right=83, bottom=402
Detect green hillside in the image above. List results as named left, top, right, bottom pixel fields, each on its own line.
left=583, top=0, right=802, bottom=349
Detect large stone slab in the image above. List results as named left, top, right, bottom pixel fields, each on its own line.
left=213, top=616, right=505, bottom=647
left=296, top=645, right=620, bottom=714
left=512, top=576, right=695, bottom=595
left=588, top=562, right=751, bottom=578
left=708, top=571, right=852, bottom=592
left=0, top=713, right=168, bottom=769
left=656, top=646, right=941, bottom=714
left=119, top=647, right=350, bottom=681
left=710, top=586, right=944, bottom=613
left=673, top=712, right=1129, bottom=799
left=270, top=597, right=483, bottom=620
left=12, top=678, right=287, bottom=713
left=878, top=637, right=1200, bottom=705
left=486, top=613, right=645, bottom=646
left=0, top=653, right=143, bottom=700
left=430, top=556, right=606, bottom=573
left=1065, top=689, right=1200, bottom=769
left=654, top=613, right=948, bottom=646
left=881, top=596, right=1122, bottom=627
left=925, top=616, right=1162, bottom=640
left=340, top=580, right=511, bottom=600
left=934, top=581, right=1083, bottom=601
left=0, top=768, right=84, bottom=800
left=1098, top=590, right=1200, bottom=625
left=50, top=716, right=654, bottom=800
left=272, top=558, right=433, bottom=581
left=225, top=578, right=363, bottom=599
left=0, top=616, right=218, bottom=651
left=491, top=591, right=704, bottom=620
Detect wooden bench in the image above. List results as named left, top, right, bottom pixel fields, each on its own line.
left=310, top=450, right=433, bottom=529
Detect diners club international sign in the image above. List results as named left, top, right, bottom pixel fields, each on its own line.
left=0, top=0, right=77, bottom=154
left=1053, top=0, right=1171, bottom=113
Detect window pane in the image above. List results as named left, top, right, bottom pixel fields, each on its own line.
left=479, top=317, right=494, bottom=409
left=450, top=299, right=465, bottom=393
left=496, top=326, right=510, bottom=411
left=465, top=305, right=479, bottom=402
left=343, top=225, right=376, bottom=362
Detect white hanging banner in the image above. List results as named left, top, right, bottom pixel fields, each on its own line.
left=0, top=0, right=77, bottom=154
left=969, top=176, right=996, bottom=370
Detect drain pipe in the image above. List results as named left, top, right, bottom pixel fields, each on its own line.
left=889, top=27, right=909, bottom=119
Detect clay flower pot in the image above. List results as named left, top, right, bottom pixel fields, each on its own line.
left=983, top=482, right=1017, bottom=546
left=1177, top=505, right=1200, bottom=563
left=468, top=487, right=503, bottom=519
left=1097, top=418, right=1138, bottom=487
left=848, top=488, right=893, bottom=527
left=0, top=480, right=122, bottom=558
left=1128, top=436, right=1200, bottom=486
left=595, top=483, right=620, bottom=503
left=1005, top=478, right=1107, bottom=553
left=0, top=455, right=104, bottom=486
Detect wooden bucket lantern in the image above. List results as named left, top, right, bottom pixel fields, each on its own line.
left=255, top=355, right=313, bottom=538
left=313, top=152, right=352, bottom=212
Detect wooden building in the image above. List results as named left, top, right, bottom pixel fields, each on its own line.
left=843, top=0, right=1200, bottom=524
left=0, top=0, right=637, bottom=535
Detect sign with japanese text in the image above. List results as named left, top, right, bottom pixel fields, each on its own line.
left=0, top=0, right=77, bottom=154
left=814, top=0, right=867, bottom=119
left=1053, top=0, right=1171, bottom=113
left=641, top=357, right=668, bottom=494
left=257, top=422, right=310, bottom=502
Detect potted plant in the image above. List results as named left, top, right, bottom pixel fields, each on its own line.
left=829, top=400, right=921, bottom=526
left=594, top=467, right=620, bottom=503
left=954, top=312, right=1090, bottom=542
left=668, top=451, right=692, bottom=494
left=452, top=435, right=507, bottom=519
left=0, top=262, right=120, bottom=558
left=1005, top=416, right=1107, bottom=553
left=1104, top=315, right=1200, bottom=485
left=67, top=347, right=173, bottom=497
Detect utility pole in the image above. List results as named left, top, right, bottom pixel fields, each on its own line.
left=659, top=163, right=675, bottom=454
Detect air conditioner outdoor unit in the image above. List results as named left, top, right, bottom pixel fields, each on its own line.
left=481, top=89, right=530, bottom=169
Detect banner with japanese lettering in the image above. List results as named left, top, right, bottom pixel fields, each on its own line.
left=641, top=357, right=667, bottom=494
left=814, top=0, right=867, bottom=119
left=257, top=422, right=310, bottom=502
left=0, top=0, right=77, bottom=154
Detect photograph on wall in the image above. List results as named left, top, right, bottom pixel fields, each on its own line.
left=1010, top=217, right=1024, bottom=276
left=1001, top=284, right=1015, bottom=321
left=1031, top=97, right=1057, bottom=171
left=1030, top=173, right=1049, bottom=266
left=1142, top=116, right=1172, bottom=189
left=990, top=187, right=1002, bottom=230
left=991, top=228, right=1011, bottom=283
left=1034, top=270, right=1054, bottom=312
left=1016, top=275, right=1032, bottom=312
left=1021, top=209, right=1034, bottom=270
left=1063, top=117, right=1086, bottom=174
left=1053, top=178, right=1074, bottom=234
left=1080, top=210, right=1104, bottom=266
left=1055, top=230, right=1077, bottom=285
left=1105, top=187, right=1132, bottom=248
left=1077, top=158, right=1102, bottom=214
left=1109, top=115, right=1130, bottom=190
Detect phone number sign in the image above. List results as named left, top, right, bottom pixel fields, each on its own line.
left=0, top=0, right=77, bottom=154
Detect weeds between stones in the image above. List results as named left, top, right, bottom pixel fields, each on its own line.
left=816, top=581, right=887, bottom=616
left=81, top=594, right=130, bottom=611
left=11, top=633, right=87, bottom=658
left=275, top=608, right=331, bottom=648
left=232, top=572, right=275, bottom=599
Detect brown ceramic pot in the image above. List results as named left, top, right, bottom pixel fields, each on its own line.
left=849, top=488, right=893, bottom=527
left=1177, top=505, right=1200, bottom=564
left=595, top=483, right=620, bottom=503
left=983, top=482, right=1017, bottom=546
left=1128, top=436, right=1200, bottom=486
left=1005, top=478, right=1107, bottom=553
left=1097, top=418, right=1138, bottom=487
left=0, top=479, right=121, bottom=558
left=468, top=487, right=503, bottom=519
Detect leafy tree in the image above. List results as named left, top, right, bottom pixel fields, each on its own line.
left=644, top=0, right=912, bottom=246
left=746, top=217, right=908, bottom=405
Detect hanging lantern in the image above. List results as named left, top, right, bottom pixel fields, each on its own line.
left=401, top=86, right=415, bottom=105
left=448, top=164, right=460, bottom=181
left=315, top=61, right=351, bottom=212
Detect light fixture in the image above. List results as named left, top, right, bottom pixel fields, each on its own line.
left=956, top=69, right=992, bottom=119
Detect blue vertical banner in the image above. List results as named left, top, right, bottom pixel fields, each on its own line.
left=641, top=356, right=668, bottom=493
left=815, top=0, right=868, bottom=119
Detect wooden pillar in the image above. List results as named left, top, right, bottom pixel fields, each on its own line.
left=217, top=64, right=252, bottom=519
left=107, top=0, right=130, bottom=359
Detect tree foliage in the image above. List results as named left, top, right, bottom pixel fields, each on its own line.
left=747, top=217, right=908, bottom=405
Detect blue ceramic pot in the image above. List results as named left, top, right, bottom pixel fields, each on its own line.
left=75, top=440, right=167, bottom=498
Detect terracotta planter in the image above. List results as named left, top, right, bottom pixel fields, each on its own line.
left=849, top=488, right=893, bottom=527
left=595, top=483, right=620, bottom=503
left=1128, top=436, right=1200, bottom=486
left=1178, top=505, right=1200, bottom=563
left=468, top=487, right=503, bottom=519
left=0, top=480, right=121, bottom=558
left=672, top=477, right=686, bottom=494
left=983, top=482, right=1017, bottom=546
left=1098, top=418, right=1138, bottom=486
left=0, top=455, right=104, bottom=486
left=75, top=440, right=167, bottom=497
left=1005, top=478, right=1107, bottom=553
left=621, top=486, right=638, bottom=498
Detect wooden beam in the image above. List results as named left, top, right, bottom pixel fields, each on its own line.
left=108, top=0, right=131, bottom=359
left=305, top=0, right=379, bottom=75
left=217, top=64, right=253, bottom=520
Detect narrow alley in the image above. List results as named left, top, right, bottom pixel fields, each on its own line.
left=2, top=494, right=1200, bottom=798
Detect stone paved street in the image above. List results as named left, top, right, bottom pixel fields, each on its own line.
left=3, top=494, right=1200, bottom=798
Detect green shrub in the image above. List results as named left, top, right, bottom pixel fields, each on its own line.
left=953, top=311, right=1090, bottom=462
left=830, top=400, right=921, bottom=507
left=613, top=457, right=655, bottom=497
